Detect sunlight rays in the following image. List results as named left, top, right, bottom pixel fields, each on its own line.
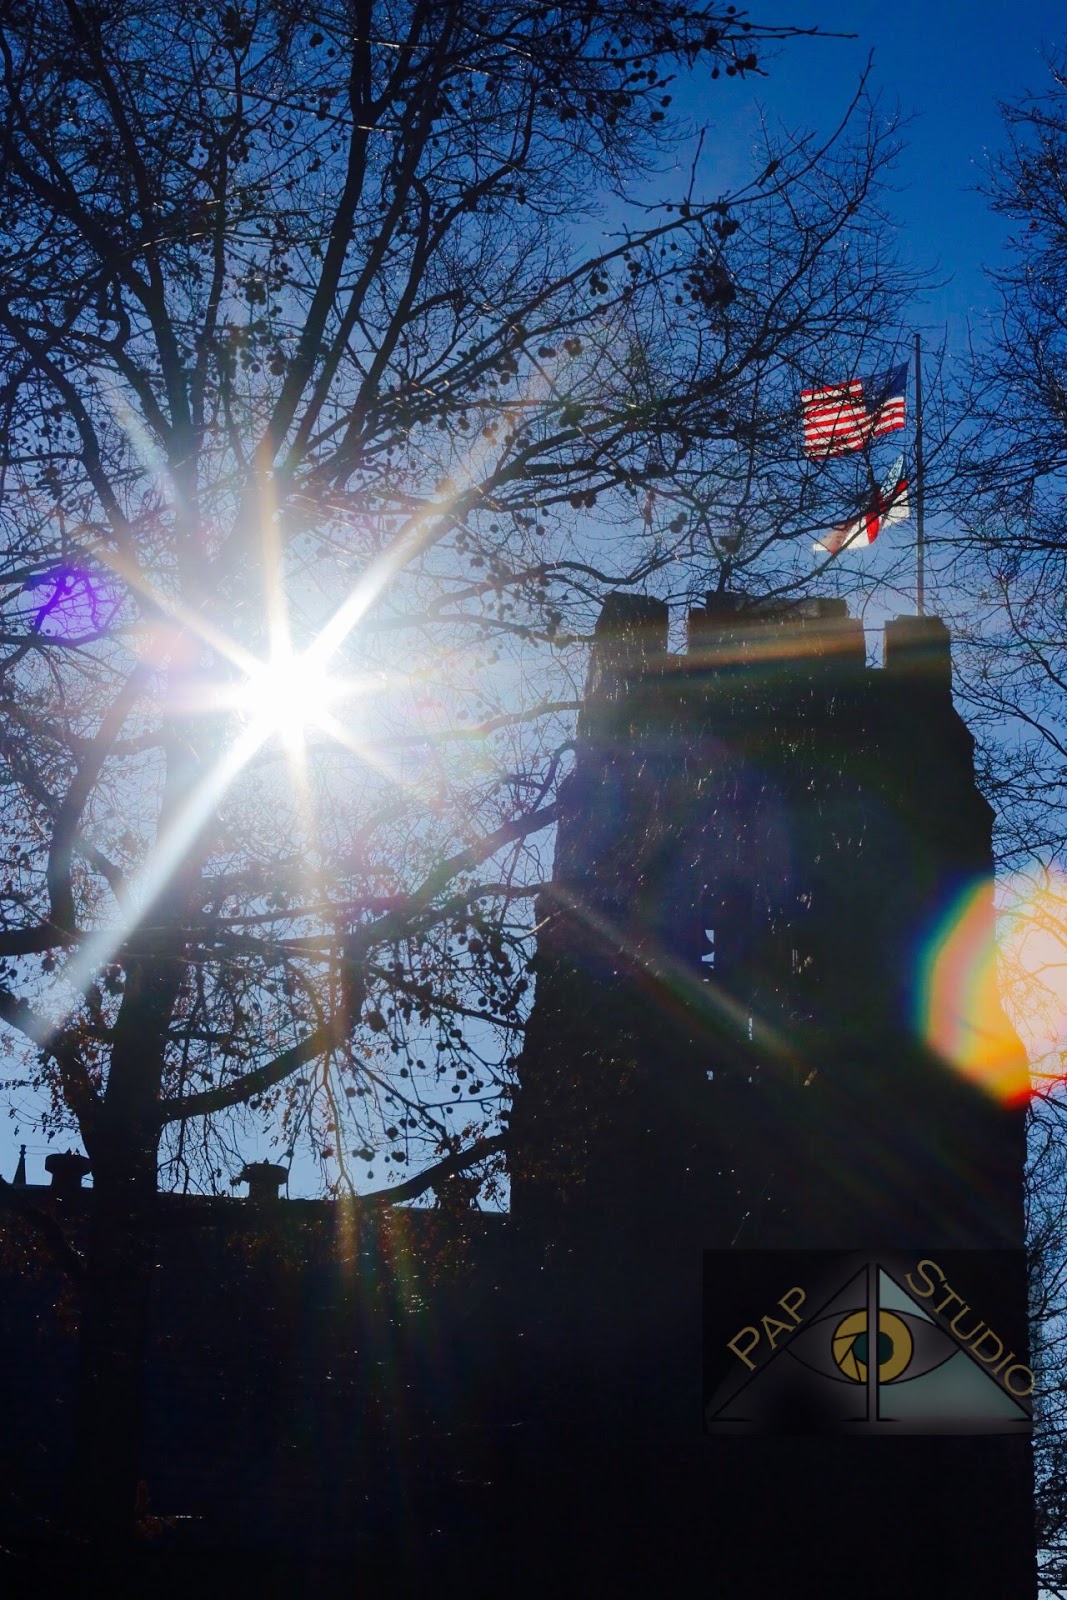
left=55, top=715, right=268, bottom=1017
left=41, top=482, right=495, bottom=1041
left=39, top=374, right=557, bottom=1047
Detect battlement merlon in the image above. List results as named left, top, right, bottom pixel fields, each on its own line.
left=571, top=591, right=984, bottom=895
left=584, top=590, right=953, bottom=695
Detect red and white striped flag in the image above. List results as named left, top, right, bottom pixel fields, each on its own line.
left=801, top=362, right=908, bottom=457
left=813, top=460, right=909, bottom=555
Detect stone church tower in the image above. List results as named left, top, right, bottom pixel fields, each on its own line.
left=508, top=592, right=1035, bottom=1597
left=0, top=592, right=1036, bottom=1596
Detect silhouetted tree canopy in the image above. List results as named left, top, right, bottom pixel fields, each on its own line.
left=0, top=0, right=918, bottom=1539
left=0, top=0, right=913, bottom=1202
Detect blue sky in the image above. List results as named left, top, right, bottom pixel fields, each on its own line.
left=702, top=0, right=1061, bottom=346
left=644, top=1, right=1067, bottom=629
left=4, top=2, right=1065, bottom=1192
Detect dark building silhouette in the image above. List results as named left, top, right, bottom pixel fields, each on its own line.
left=509, top=592, right=1035, bottom=1597
left=1, top=1168, right=520, bottom=1593
left=0, top=594, right=1036, bottom=1597
left=513, top=593, right=1027, bottom=1244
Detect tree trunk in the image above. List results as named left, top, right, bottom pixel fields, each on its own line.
left=67, top=929, right=183, bottom=1553
left=68, top=1138, right=158, bottom=1557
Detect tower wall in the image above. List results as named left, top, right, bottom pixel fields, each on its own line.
left=513, top=595, right=1027, bottom=1245
left=508, top=593, right=1034, bottom=1597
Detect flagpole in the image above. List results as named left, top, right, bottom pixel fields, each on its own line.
left=914, top=332, right=926, bottom=616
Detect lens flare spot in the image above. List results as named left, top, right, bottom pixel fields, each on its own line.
left=234, top=647, right=343, bottom=750
left=918, top=880, right=1031, bottom=1105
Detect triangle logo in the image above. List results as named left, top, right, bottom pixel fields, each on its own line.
left=704, top=1252, right=1031, bottom=1435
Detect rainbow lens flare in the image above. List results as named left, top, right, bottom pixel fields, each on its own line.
left=917, top=880, right=1031, bottom=1105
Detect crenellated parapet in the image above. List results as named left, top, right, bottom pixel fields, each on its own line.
left=512, top=593, right=1028, bottom=1251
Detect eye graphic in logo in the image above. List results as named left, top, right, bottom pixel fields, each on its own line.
left=790, top=1301, right=951, bottom=1388
left=831, top=1309, right=913, bottom=1384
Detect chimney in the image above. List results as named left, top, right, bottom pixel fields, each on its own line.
left=44, top=1150, right=92, bottom=1196
left=12, top=1144, right=26, bottom=1187
left=238, top=1160, right=289, bottom=1202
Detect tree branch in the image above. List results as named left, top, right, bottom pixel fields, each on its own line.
left=46, top=660, right=148, bottom=932
left=159, top=1022, right=337, bottom=1124
left=356, top=1132, right=507, bottom=1209
left=0, top=983, right=102, bottom=1142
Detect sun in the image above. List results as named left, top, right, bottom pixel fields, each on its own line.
left=233, top=644, right=344, bottom=751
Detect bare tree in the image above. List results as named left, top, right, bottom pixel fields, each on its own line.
left=0, top=0, right=915, bottom=1543
left=1026, top=1086, right=1067, bottom=1596
left=948, top=49, right=1067, bottom=864
left=940, top=47, right=1067, bottom=1593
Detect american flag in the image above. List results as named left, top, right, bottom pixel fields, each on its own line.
left=801, top=362, right=908, bottom=457
left=813, top=459, right=909, bottom=555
